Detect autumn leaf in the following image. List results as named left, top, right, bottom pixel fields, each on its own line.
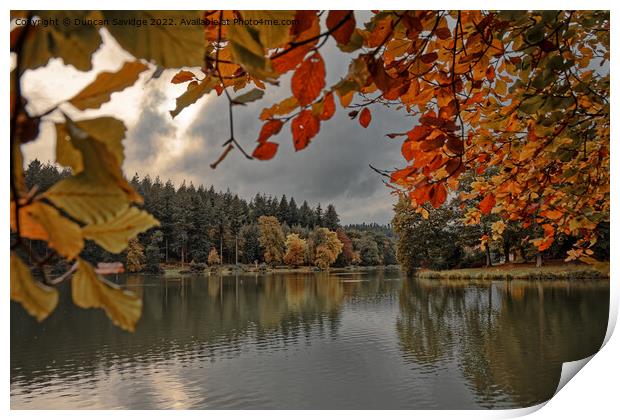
left=11, top=253, right=58, bottom=322
left=252, top=141, right=279, bottom=160
left=319, top=92, right=336, bottom=120
left=72, top=259, right=142, bottom=332
left=103, top=11, right=205, bottom=68
left=171, top=70, right=196, bottom=84
left=68, top=61, right=148, bottom=110
left=82, top=206, right=160, bottom=253
left=291, top=110, right=320, bottom=151
left=366, top=16, right=392, bottom=47
left=272, top=46, right=310, bottom=73
left=170, top=77, right=218, bottom=118
left=232, top=88, right=265, bottom=105
left=257, top=120, right=284, bottom=143
left=429, top=184, right=447, bottom=208
left=14, top=201, right=84, bottom=259
left=327, top=11, right=356, bottom=44
left=240, top=11, right=295, bottom=49
left=479, top=194, right=496, bottom=215
left=359, top=108, right=372, bottom=128
left=291, top=52, right=326, bottom=106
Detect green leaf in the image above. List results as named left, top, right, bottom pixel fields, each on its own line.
left=83, top=207, right=160, bottom=253
left=170, top=77, right=218, bottom=118
left=239, top=11, right=295, bottom=49
left=232, top=88, right=265, bottom=105
left=11, top=253, right=58, bottom=321
left=20, top=11, right=102, bottom=72
left=103, top=11, right=205, bottom=68
left=69, top=61, right=148, bottom=110
left=72, top=259, right=142, bottom=332
left=228, top=23, right=275, bottom=80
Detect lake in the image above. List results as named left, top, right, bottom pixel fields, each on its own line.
left=10, top=270, right=609, bottom=409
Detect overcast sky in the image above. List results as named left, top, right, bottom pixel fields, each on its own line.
left=21, top=21, right=412, bottom=225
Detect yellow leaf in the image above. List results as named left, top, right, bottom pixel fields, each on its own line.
left=72, top=259, right=142, bottom=332
left=11, top=253, right=58, bottom=321
left=46, top=116, right=140, bottom=224
left=20, top=202, right=84, bottom=259
left=55, top=123, right=84, bottom=173
left=45, top=175, right=130, bottom=225
left=64, top=117, right=127, bottom=166
left=170, top=77, right=218, bottom=118
left=68, top=61, right=148, bottom=110
left=83, top=207, right=159, bottom=253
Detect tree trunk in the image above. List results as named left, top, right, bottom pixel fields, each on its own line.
left=165, top=238, right=169, bottom=263
left=220, top=236, right=223, bottom=266
left=235, top=234, right=239, bottom=266
left=485, top=244, right=492, bottom=267
left=536, top=253, right=542, bottom=268
left=503, top=239, right=510, bottom=264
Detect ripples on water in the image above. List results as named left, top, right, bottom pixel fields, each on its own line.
left=11, top=271, right=609, bottom=409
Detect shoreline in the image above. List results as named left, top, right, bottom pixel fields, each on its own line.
left=415, top=263, right=609, bottom=281
left=157, top=264, right=402, bottom=277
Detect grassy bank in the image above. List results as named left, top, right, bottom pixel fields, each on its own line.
left=160, top=264, right=400, bottom=276
left=416, top=263, right=609, bottom=281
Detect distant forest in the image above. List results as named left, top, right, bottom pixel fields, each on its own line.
left=20, top=160, right=396, bottom=271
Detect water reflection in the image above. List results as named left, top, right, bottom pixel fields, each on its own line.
left=397, top=278, right=609, bottom=408
left=11, top=271, right=608, bottom=409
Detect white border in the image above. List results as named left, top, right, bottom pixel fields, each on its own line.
left=3, top=1, right=617, bottom=419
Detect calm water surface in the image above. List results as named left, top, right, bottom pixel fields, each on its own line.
left=11, top=270, right=609, bottom=409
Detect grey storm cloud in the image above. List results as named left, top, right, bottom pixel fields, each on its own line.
left=124, top=83, right=176, bottom=169
left=120, top=29, right=411, bottom=224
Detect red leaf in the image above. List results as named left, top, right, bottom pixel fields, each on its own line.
left=420, top=135, right=445, bottom=151
left=292, top=10, right=317, bottom=36
left=252, top=141, right=279, bottom=160
left=359, top=108, right=371, bottom=128
left=479, top=194, right=496, bottom=215
left=326, top=11, right=355, bottom=44
left=257, top=120, right=284, bottom=144
left=429, top=184, right=447, bottom=208
left=445, top=136, right=464, bottom=154
left=320, top=92, right=336, bottom=120
left=435, top=27, right=452, bottom=40
left=420, top=52, right=438, bottom=63
left=291, top=110, right=320, bottom=151
left=291, top=52, right=325, bottom=106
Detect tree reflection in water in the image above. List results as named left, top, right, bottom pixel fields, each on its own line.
left=397, top=277, right=609, bottom=408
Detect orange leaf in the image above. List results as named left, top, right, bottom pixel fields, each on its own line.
left=257, top=120, right=284, bottom=144
left=326, top=11, right=355, bottom=44
left=320, top=92, right=336, bottom=120
left=367, top=16, right=392, bottom=48
left=407, top=125, right=432, bottom=142
left=171, top=70, right=196, bottom=84
left=485, top=66, right=495, bottom=82
left=272, top=45, right=310, bottom=73
left=359, top=108, right=371, bottom=128
left=291, top=110, right=320, bottom=151
left=479, top=194, right=496, bottom=215
left=252, top=142, right=279, bottom=160
left=291, top=52, right=326, bottom=106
